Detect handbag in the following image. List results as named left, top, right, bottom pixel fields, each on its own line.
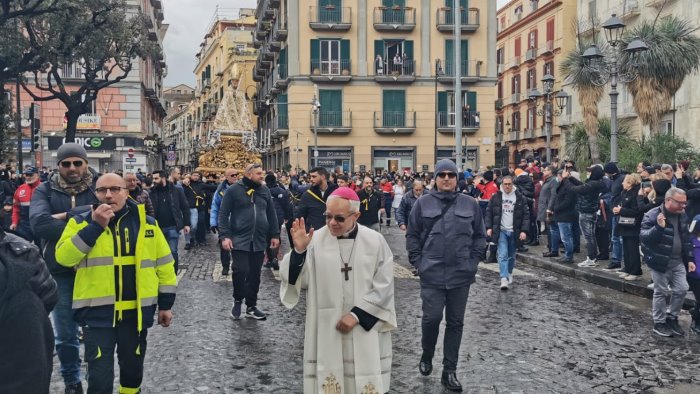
left=618, top=216, right=636, bottom=226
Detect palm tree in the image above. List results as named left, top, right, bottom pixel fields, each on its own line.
left=560, top=35, right=607, bottom=164
left=620, top=14, right=700, bottom=133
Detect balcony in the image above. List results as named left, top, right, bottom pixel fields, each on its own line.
left=309, top=6, right=352, bottom=31
left=374, top=59, right=415, bottom=83
left=261, top=44, right=275, bottom=60
left=508, top=130, right=520, bottom=142
left=310, top=59, right=352, bottom=82
left=523, top=128, right=536, bottom=139
left=507, top=56, right=521, bottom=69
left=436, top=60, right=485, bottom=84
left=273, top=65, right=288, bottom=90
left=510, top=93, right=521, bottom=105
left=436, top=8, right=480, bottom=32
left=373, top=111, right=416, bottom=134
left=497, top=64, right=505, bottom=74
left=373, top=6, right=416, bottom=32
left=437, top=111, right=481, bottom=134
left=495, top=99, right=503, bottom=110
left=263, top=2, right=275, bottom=21
left=269, top=0, right=280, bottom=8
left=541, top=40, right=554, bottom=55
left=273, top=114, right=288, bottom=136
left=525, top=47, right=537, bottom=62
left=272, top=16, right=288, bottom=42
left=558, top=114, right=573, bottom=127
left=311, top=111, right=352, bottom=134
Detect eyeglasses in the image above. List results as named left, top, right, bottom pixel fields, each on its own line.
left=669, top=198, right=688, bottom=206
left=437, top=172, right=457, bottom=179
left=325, top=213, right=353, bottom=223
left=502, top=183, right=513, bottom=186
left=95, top=186, right=126, bottom=195
left=60, top=160, right=84, bottom=168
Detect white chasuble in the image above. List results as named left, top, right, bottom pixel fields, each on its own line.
left=280, top=225, right=397, bottom=394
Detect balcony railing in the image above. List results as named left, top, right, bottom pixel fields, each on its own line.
left=271, top=15, right=287, bottom=42
left=436, top=60, right=484, bottom=82
left=508, top=130, right=520, bottom=142
left=437, top=111, right=480, bottom=132
left=495, top=99, right=503, bottom=110
left=542, top=40, right=554, bottom=54
left=510, top=93, right=521, bottom=104
left=373, top=7, right=416, bottom=31
left=375, top=59, right=415, bottom=82
left=309, top=6, right=352, bottom=30
left=507, top=56, right=521, bottom=69
left=273, top=64, right=288, bottom=89
left=525, top=47, right=537, bottom=61
left=310, top=59, right=352, bottom=82
left=311, top=111, right=352, bottom=134
left=274, top=114, right=288, bottom=132
left=436, top=8, right=480, bottom=32
left=523, top=128, right=535, bottom=139
left=373, top=111, right=416, bottom=134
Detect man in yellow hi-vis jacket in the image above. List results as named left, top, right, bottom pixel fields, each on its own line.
left=56, top=173, right=177, bottom=394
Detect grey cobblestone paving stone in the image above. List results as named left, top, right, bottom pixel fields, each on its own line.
left=49, top=228, right=700, bottom=393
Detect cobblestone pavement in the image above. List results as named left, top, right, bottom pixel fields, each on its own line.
left=49, top=225, right=700, bottom=393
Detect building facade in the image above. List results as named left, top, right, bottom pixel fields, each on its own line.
left=495, top=0, right=576, bottom=167
left=254, top=0, right=497, bottom=174
left=3, top=0, right=168, bottom=173
left=183, top=8, right=258, bottom=169
left=572, top=0, right=700, bottom=147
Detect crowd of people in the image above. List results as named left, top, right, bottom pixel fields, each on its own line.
left=3, top=148, right=700, bottom=393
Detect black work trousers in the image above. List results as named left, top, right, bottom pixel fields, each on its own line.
left=82, top=324, right=148, bottom=394
left=621, top=235, right=642, bottom=275
left=195, top=209, right=208, bottom=244
left=231, top=250, right=265, bottom=307
left=420, top=285, right=470, bottom=373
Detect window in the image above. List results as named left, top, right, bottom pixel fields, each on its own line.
left=527, top=107, right=536, bottom=130
left=498, top=81, right=503, bottom=99
left=528, top=30, right=537, bottom=49
left=514, top=37, right=522, bottom=58
left=80, top=93, right=96, bottom=114
left=497, top=47, right=505, bottom=65
left=319, top=89, right=342, bottom=127
left=530, top=0, right=539, bottom=11
left=310, top=39, right=350, bottom=75
left=511, top=74, right=521, bottom=94
left=512, top=111, right=521, bottom=131
left=526, top=68, right=536, bottom=90
left=374, top=39, right=414, bottom=75
left=543, top=62, right=554, bottom=78
left=382, top=90, right=406, bottom=127
left=588, top=0, right=596, bottom=19
left=662, top=121, right=673, bottom=135
left=515, top=5, right=523, bottom=14
left=546, top=19, right=555, bottom=42
left=497, top=115, right=504, bottom=134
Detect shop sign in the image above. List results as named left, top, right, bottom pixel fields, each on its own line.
left=311, top=149, right=352, bottom=158
left=46, top=136, right=116, bottom=150
left=373, top=149, right=414, bottom=158
left=62, top=114, right=101, bottom=130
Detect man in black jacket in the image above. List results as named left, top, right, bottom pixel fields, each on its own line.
left=552, top=170, right=578, bottom=264
left=570, top=166, right=606, bottom=267
left=397, top=181, right=425, bottom=231
left=150, top=170, right=191, bottom=273
left=640, top=187, right=695, bottom=337
left=29, top=142, right=98, bottom=394
left=0, top=228, right=57, bottom=394
left=219, top=163, right=280, bottom=321
left=485, top=176, right=530, bottom=290
left=357, top=176, right=385, bottom=231
left=295, top=166, right=338, bottom=231
left=265, top=173, right=293, bottom=270
left=605, top=162, right=626, bottom=269
left=513, top=168, right=536, bottom=250
left=183, top=171, right=217, bottom=248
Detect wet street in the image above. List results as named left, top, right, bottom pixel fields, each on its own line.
left=50, top=225, right=700, bottom=393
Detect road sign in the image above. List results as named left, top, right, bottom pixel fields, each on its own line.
left=127, top=148, right=134, bottom=158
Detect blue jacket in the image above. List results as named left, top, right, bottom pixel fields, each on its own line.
left=396, top=190, right=422, bottom=227
left=640, top=205, right=693, bottom=272
left=406, top=191, right=487, bottom=288
left=210, top=181, right=233, bottom=227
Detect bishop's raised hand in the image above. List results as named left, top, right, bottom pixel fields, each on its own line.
left=291, top=218, right=314, bottom=252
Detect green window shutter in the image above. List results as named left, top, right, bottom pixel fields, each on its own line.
left=340, top=40, right=350, bottom=73
left=445, top=40, right=454, bottom=76
left=404, top=40, right=413, bottom=60
left=461, top=40, right=469, bottom=75
left=279, top=47, right=287, bottom=66
left=466, top=91, right=477, bottom=112
left=438, top=91, right=447, bottom=112
left=374, top=40, right=385, bottom=58
left=278, top=94, right=288, bottom=128
left=319, top=90, right=342, bottom=126
left=382, top=90, right=405, bottom=127
left=310, top=39, right=319, bottom=72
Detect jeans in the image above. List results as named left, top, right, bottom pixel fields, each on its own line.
left=52, top=274, right=82, bottom=386
left=622, top=236, right=642, bottom=275
left=611, top=216, right=623, bottom=265
left=548, top=221, right=560, bottom=253
left=184, top=208, right=198, bottom=244
left=497, top=230, right=516, bottom=279
left=160, top=226, right=180, bottom=273
left=83, top=324, right=148, bottom=394
left=420, top=286, right=470, bottom=372
left=650, top=264, right=689, bottom=323
left=230, top=250, right=265, bottom=307
left=557, top=222, right=574, bottom=259
left=579, top=212, right=598, bottom=260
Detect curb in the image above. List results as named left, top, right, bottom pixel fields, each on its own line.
left=516, top=252, right=696, bottom=309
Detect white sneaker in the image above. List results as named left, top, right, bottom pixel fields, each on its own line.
left=618, top=271, right=629, bottom=278
left=508, top=274, right=513, bottom=284
left=578, top=258, right=597, bottom=267
left=624, top=274, right=642, bottom=281
left=500, top=277, right=509, bottom=290
left=647, top=282, right=655, bottom=289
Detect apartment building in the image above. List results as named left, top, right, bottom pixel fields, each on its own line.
left=181, top=8, right=258, bottom=168
left=3, top=0, right=168, bottom=173
left=254, top=0, right=497, bottom=174
left=495, top=0, right=576, bottom=167
left=572, top=0, right=700, bottom=146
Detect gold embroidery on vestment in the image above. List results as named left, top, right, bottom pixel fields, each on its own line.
left=322, top=373, right=342, bottom=394
left=361, top=382, right=379, bottom=394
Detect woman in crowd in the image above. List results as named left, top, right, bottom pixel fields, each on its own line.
left=613, top=173, right=643, bottom=280
left=392, top=178, right=405, bottom=225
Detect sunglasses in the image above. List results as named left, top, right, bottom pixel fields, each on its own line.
left=229, top=173, right=239, bottom=177
left=95, top=186, right=126, bottom=194
left=325, top=213, right=353, bottom=223
left=60, top=160, right=84, bottom=168
left=437, top=172, right=457, bottom=179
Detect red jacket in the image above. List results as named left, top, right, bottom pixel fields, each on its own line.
left=476, top=181, right=498, bottom=201
left=380, top=182, right=394, bottom=197
left=12, top=181, right=40, bottom=226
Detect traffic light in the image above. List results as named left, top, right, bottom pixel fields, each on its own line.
left=32, top=127, right=41, bottom=151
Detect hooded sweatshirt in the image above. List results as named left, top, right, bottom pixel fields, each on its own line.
left=500, top=184, right=517, bottom=232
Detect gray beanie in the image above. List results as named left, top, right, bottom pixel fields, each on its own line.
left=435, top=159, right=458, bottom=174
left=56, top=142, right=88, bottom=164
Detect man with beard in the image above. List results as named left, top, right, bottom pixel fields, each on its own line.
left=30, top=143, right=100, bottom=394
left=11, top=166, right=42, bottom=242
left=296, top=166, right=338, bottom=231
left=357, top=177, right=385, bottom=232
left=149, top=170, right=190, bottom=273
left=124, top=172, right=154, bottom=216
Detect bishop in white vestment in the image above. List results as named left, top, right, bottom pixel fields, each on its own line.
left=280, top=187, right=397, bottom=394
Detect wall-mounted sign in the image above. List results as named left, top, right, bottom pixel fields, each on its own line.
left=47, top=136, right=116, bottom=150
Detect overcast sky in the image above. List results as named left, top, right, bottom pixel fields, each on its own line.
left=162, top=0, right=256, bottom=88
left=163, top=0, right=509, bottom=87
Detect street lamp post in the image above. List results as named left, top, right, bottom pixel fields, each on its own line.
left=434, top=60, right=444, bottom=164
left=311, top=86, right=320, bottom=168
left=581, top=14, right=648, bottom=163
left=528, top=75, right=569, bottom=164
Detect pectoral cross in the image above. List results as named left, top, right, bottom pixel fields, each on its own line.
left=341, top=263, right=352, bottom=281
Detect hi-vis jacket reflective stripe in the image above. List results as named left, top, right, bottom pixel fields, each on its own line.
left=55, top=202, right=177, bottom=332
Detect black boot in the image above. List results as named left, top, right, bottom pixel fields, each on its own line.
left=691, top=308, right=700, bottom=334
left=441, top=372, right=463, bottom=392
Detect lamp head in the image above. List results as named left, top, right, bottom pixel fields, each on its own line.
left=541, top=74, right=555, bottom=92
left=582, top=44, right=604, bottom=67
left=555, top=90, right=570, bottom=111
left=602, top=14, right=626, bottom=46
left=528, top=89, right=542, bottom=103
